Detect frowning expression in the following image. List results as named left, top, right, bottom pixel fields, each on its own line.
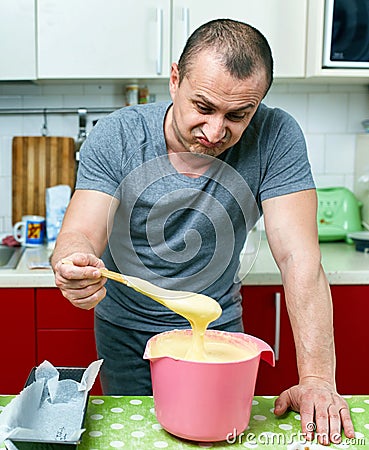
left=166, top=50, right=268, bottom=158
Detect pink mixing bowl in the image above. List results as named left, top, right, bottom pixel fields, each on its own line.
left=143, top=329, right=275, bottom=442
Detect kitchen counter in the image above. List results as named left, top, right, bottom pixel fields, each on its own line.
left=1, top=237, right=369, bottom=288
left=242, top=237, right=369, bottom=285
left=0, top=395, right=368, bottom=449
left=0, top=245, right=55, bottom=288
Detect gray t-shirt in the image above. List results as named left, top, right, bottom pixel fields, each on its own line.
left=77, top=101, right=315, bottom=331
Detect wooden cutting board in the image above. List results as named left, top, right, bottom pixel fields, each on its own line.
left=12, top=136, right=76, bottom=224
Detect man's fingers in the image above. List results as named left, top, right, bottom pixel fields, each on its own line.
left=340, top=403, right=355, bottom=439
left=274, top=390, right=290, bottom=416
left=273, top=384, right=355, bottom=445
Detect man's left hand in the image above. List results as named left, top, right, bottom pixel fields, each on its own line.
left=274, top=379, right=355, bottom=446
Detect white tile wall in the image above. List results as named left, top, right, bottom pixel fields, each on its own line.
left=0, top=80, right=368, bottom=233
left=264, top=83, right=369, bottom=191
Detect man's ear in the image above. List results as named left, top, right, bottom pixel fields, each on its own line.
left=169, top=63, right=180, bottom=98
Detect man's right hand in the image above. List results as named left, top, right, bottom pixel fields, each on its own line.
left=53, top=253, right=107, bottom=310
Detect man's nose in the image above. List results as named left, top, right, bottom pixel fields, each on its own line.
left=202, top=115, right=226, bottom=143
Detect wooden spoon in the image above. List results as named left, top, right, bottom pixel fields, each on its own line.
left=62, top=260, right=222, bottom=359
left=62, top=260, right=220, bottom=315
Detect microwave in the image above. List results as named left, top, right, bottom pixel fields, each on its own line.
left=322, top=0, right=369, bottom=68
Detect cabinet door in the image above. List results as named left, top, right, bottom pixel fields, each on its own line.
left=0, top=0, right=36, bottom=80
left=37, top=0, right=171, bottom=79
left=242, top=286, right=298, bottom=395
left=37, top=329, right=98, bottom=367
left=331, top=285, right=369, bottom=394
left=37, top=288, right=94, bottom=329
left=36, top=288, right=95, bottom=364
left=36, top=288, right=102, bottom=394
left=37, top=329, right=102, bottom=395
left=0, top=288, right=36, bottom=394
left=172, top=0, right=307, bottom=78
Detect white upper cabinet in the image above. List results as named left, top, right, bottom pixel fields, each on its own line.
left=171, top=0, right=307, bottom=78
left=37, top=0, right=306, bottom=80
left=5, top=0, right=367, bottom=82
left=37, top=0, right=171, bottom=79
left=0, top=0, right=36, bottom=80
left=306, top=0, right=369, bottom=80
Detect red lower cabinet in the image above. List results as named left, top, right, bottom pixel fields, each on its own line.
left=37, top=288, right=94, bottom=329
left=331, top=285, right=369, bottom=395
left=3, top=283, right=366, bottom=397
left=242, top=286, right=298, bottom=396
left=36, top=288, right=102, bottom=394
left=0, top=288, right=36, bottom=394
left=37, top=329, right=97, bottom=366
left=243, top=284, right=369, bottom=396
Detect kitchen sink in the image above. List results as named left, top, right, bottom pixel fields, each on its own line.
left=0, top=245, right=25, bottom=269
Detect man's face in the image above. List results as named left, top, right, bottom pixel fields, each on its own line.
left=166, top=50, right=268, bottom=158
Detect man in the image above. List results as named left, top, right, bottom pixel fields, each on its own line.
left=51, top=19, right=354, bottom=445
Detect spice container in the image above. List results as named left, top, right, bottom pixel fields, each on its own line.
left=139, top=86, right=150, bottom=104
left=125, top=84, right=139, bottom=106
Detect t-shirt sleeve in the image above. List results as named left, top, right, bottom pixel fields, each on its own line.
left=258, top=108, right=315, bottom=202
left=76, top=115, right=125, bottom=198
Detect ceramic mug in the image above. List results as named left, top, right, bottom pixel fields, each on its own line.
left=13, top=215, right=46, bottom=246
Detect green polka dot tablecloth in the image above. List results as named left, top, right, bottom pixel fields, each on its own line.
left=1, top=395, right=369, bottom=449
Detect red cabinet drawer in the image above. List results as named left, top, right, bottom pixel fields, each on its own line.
left=1, top=288, right=36, bottom=394
left=37, top=288, right=94, bottom=329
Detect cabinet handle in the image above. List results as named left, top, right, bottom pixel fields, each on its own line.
left=274, top=292, right=281, bottom=361
left=156, top=7, right=163, bottom=75
left=182, top=7, right=190, bottom=42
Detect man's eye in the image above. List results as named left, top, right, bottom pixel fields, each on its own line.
left=196, top=103, right=212, bottom=113
left=227, top=113, right=246, bottom=121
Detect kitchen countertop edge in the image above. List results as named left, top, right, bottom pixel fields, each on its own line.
left=1, top=238, right=369, bottom=287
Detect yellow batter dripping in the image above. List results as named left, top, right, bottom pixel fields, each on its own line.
left=91, top=266, right=256, bottom=362
left=121, top=275, right=222, bottom=360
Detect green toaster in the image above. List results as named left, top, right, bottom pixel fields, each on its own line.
left=316, top=187, right=362, bottom=242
